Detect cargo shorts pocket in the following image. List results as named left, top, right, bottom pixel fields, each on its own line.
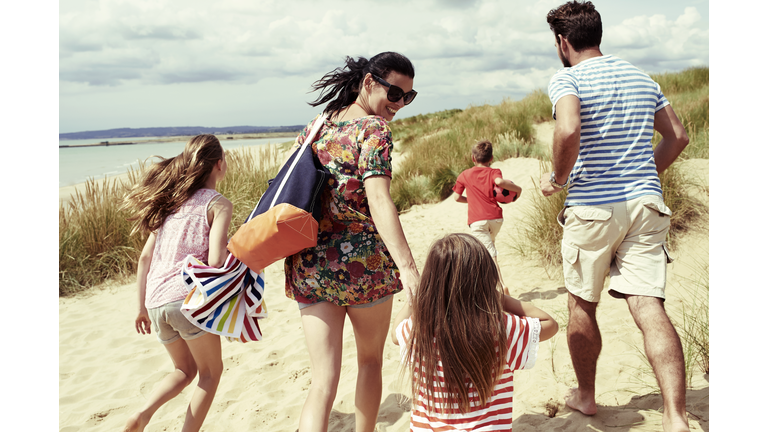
left=570, top=206, right=613, bottom=222
left=565, top=205, right=614, bottom=241
left=661, top=242, right=674, bottom=264
left=641, top=196, right=672, bottom=217
left=561, top=242, right=581, bottom=288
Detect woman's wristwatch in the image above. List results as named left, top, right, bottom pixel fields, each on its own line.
left=549, top=171, right=569, bottom=189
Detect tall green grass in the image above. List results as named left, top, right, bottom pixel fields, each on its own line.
left=651, top=66, right=709, bottom=94
left=675, top=260, right=709, bottom=384
left=59, top=177, right=146, bottom=296
left=651, top=67, right=709, bottom=160
left=390, top=109, right=463, bottom=150
left=59, top=145, right=284, bottom=296
left=216, top=145, right=283, bottom=237
left=658, top=163, right=708, bottom=250
left=511, top=163, right=567, bottom=275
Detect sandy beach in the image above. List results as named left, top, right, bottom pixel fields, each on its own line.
left=59, top=123, right=709, bottom=431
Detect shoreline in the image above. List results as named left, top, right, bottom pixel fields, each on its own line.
left=59, top=144, right=404, bottom=205
left=59, top=131, right=300, bottom=148
left=58, top=144, right=269, bottom=204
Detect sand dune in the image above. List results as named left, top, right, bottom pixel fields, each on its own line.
left=59, top=123, right=709, bottom=431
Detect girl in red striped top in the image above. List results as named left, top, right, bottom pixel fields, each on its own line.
left=392, top=233, right=558, bottom=431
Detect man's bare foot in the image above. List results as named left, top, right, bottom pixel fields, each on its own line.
left=565, top=387, right=597, bottom=415
left=123, top=412, right=149, bottom=432
left=662, top=414, right=691, bottom=432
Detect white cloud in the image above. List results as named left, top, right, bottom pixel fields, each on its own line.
left=58, top=0, right=709, bottom=132
left=603, top=6, right=708, bottom=72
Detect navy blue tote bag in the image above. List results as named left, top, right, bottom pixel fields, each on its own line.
left=228, top=114, right=331, bottom=271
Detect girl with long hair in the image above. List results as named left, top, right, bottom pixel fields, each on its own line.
left=392, top=233, right=558, bottom=431
left=122, top=134, right=233, bottom=432
left=284, top=51, right=421, bottom=432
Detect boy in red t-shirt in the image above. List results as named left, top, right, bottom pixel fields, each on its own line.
left=452, top=140, right=522, bottom=295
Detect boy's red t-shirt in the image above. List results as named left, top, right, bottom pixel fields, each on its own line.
left=453, top=166, right=503, bottom=225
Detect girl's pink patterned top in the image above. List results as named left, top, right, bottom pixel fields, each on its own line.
left=145, top=188, right=220, bottom=309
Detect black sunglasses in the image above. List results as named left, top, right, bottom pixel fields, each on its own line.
left=371, top=74, right=417, bottom=105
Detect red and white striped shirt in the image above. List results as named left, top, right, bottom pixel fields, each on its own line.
left=396, top=313, right=540, bottom=431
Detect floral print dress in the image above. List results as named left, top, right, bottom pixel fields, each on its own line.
left=284, top=114, right=402, bottom=306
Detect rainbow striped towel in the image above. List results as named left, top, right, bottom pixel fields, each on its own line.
left=180, top=253, right=267, bottom=343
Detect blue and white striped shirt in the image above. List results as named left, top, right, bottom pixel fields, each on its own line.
left=548, top=55, right=669, bottom=206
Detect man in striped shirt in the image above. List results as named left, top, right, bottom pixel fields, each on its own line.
left=539, top=2, right=691, bottom=431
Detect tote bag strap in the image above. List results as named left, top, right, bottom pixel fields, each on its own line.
left=268, top=113, right=328, bottom=209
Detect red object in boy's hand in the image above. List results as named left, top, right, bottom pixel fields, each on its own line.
left=493, top=185, right=517, bottom=204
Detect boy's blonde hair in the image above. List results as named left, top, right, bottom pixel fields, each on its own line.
left=471, top=140, right=493, bottom=164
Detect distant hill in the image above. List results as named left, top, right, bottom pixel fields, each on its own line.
left=59, top=125, right=305, bottom=140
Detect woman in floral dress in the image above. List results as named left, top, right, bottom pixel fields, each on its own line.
left=284, top=51, right=420, bottom=432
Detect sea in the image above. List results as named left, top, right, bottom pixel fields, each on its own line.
left=58, top=135, right=295, bottom=188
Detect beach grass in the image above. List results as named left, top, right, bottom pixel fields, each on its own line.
left=59, top=176, right=146, bottom=296
left=674, top=259, right=710, bottom=385
left=390, top=108, right=463, bottom=150
left=216, top=145, right=283, bottom=238
left=511, top=163, right=567, bottom=272
left=651, top=67, right=709, bottom=160
left=658, top=163, right=708, bottom=250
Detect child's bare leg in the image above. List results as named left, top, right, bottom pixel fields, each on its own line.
left=181, top=332, right=223, bottom=432
left=123, top=339, right=198, bottom=432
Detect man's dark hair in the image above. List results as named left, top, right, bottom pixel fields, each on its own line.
left=547, top=1, right=602, bottom=51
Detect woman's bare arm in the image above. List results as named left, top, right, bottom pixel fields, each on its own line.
left=364, top=175, right=420, bottom=303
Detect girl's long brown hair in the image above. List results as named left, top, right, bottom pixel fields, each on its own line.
left=405, top=233, right=506, bottom=413
left=123, top=134, right=223, bottom=235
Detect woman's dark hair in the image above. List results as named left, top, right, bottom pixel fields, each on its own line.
left=307, top=51, right=415, bottom=117
left=546, top=1, right=602, bottom=51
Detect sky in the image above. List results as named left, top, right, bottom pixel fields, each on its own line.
left=58, top=0, right=710, bottom=134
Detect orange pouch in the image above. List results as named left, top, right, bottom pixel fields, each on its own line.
left=228, top=203, right=319, bottom=272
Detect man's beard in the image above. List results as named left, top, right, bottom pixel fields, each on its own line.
left=558, top=46, right=571, bottom=68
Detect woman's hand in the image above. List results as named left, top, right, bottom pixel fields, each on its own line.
left=399, top=266, right=420, bottom=305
